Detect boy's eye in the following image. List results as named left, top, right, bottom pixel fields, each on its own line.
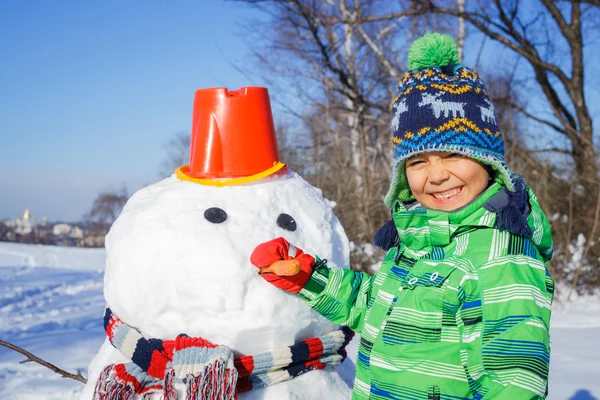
left=407, top=159, right=424, bottom=167
left=447, top=153, right=462, bottom=159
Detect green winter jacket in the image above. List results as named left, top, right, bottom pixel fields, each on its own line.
left=299, top=182, right=554, bottom=399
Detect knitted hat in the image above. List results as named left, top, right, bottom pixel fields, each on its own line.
left=384, top=33, right=514, bottom=207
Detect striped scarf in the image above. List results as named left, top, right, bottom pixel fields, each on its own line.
left=94, top=308, right=353, bottom=399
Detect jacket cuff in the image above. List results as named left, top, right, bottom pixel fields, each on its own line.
left=298, top=256, right=330, bottom=301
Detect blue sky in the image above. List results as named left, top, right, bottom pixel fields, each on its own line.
left=0, top=0, right=265, bottom=222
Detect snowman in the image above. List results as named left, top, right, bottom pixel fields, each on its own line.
left=82, top=87, right=354, bottom=400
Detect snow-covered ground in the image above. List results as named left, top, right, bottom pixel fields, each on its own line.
left=0, top=242, right=598, bottom=399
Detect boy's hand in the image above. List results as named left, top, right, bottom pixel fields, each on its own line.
left=250, top=237, right=315, bottom=293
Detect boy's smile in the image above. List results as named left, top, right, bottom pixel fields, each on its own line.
left=430, top=186, right=465, bottom=203
left=405, top=151, right=490, bottom=211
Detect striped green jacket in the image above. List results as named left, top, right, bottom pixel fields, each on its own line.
left=299, top=183, right=554, bottom=399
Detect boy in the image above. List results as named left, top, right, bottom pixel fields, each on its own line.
left=251, top=33, right=554, bottom=399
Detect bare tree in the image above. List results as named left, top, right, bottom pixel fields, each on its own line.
left=160, top=131, right=190, bottom=177
left=84, top=187, right=129, bottom=234
left=456, top=0, right=466, bottom=60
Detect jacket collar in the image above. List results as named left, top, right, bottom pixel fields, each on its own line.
left=391, top=183, right=502, bottom=253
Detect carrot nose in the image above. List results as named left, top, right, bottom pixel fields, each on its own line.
left=259, top=259, right=301, bottom=276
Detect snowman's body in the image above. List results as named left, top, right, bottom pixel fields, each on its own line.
left=82, top=170, right=353, bottom=399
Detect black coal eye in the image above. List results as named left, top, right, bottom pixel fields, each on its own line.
left=204, top=207, right=227, bottom=224
left=277, top=213, right=297, bottom=232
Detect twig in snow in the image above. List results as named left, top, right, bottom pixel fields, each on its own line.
left=0, top=339, right=87, bottom=384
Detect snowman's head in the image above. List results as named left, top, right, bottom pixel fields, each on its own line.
left=103, top=169, right=349, bottom=353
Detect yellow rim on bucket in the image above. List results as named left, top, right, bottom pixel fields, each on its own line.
left=175, top=162, right=286, bottom=187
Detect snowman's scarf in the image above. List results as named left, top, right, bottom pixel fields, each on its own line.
left=94, top=308, right=354, bottom=399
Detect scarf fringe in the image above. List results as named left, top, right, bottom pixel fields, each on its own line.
left=163, top=368, right=177, bottom=400
left=94, top=363, right=238, bottom=400
left=93, top=365, right=135, bottom=400
left=184, top=359, right=238, bottom=400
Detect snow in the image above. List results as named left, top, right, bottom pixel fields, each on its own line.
left=1, top=223, right=599, bottom=398
left=0, top=242, right=105, bottom=271
left=0, top=243, right=106, bottom=399
left=545, top=290, right=600, bottom=399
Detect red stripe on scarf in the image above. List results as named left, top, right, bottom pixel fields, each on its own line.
left=305, top=337, right=324, bottom=359
left=236, top=378, right=254, bottom=393
left=162, top=340, right=175, bottom=357
left=176, top=335, right=219, bottom=350
left=234, top=355, right=254, bottom=379
left=113, top=363, right=146, bottom=393
left=105, top=315, right=118, bottom=338
left=147, top=349, right=170, bottom=379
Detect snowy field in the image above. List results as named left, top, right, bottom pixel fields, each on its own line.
left=0, top=242, right=598, bottom=399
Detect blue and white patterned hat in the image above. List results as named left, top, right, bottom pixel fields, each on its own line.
left=384, top=33, right=514, bottom=207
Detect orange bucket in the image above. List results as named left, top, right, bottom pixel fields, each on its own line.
left=176, top=87, right=285, bottom=186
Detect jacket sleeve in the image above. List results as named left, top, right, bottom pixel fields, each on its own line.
left=298, top=258, right=374, bottom=333
left=458, top=255, right=554, bottom=399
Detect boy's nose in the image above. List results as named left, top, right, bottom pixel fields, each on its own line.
left=427, top=164, right=450, bottom=184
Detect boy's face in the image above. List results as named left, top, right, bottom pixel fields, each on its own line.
left=405, top=151, right=490, bottom=211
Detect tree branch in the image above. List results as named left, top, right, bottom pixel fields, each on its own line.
left=580, top=0, right=600, bottom=7
left=428, top=1, right=571, bottom=85
left=322, top=5, right=432, bottom=26
left=0, top=340, right=87, bottom=384
left=528, top=147, right=572, bottom=155
left=329, top=0, right=402, bottom=82
left=541, top=0, right=572, bottom=40
left=424, top=1, right=580, bottom=139
left=506, top=101, right=567, bottom=135
left=531, top=65, right=579, bottom=140
left=294, top=1, right=362, bottom=105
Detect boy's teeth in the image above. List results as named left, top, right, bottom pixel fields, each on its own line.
left=432, top=187, right=461, bottom=199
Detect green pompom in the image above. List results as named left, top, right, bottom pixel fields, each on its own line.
left=408, top=33, right=459, bottom=70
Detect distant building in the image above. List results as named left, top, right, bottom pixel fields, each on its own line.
left=0, top=210, right=103, bottom=248
left=15, top=209, right=35, bottom=235
left=53, top=223, right=72, bottom=236
left=84, top=234, right=105, bottom=248
left=69, top=226, right=84, bottom=239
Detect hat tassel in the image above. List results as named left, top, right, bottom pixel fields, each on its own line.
left=373, top=219, right=400, bottom=251
left=496, top=177, right=533, bottom=238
